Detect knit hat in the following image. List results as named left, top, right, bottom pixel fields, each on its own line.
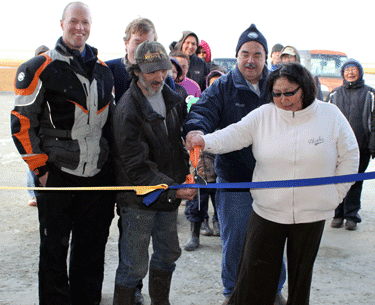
left=236, top=24, right=268, bottom=57
left=198, top=40, right=211, bottom=63
left=271, top=43, right=284, bottom=55
left=134, top=41, right=172, bottom=73
left=341, top=58, right=363, bottom=82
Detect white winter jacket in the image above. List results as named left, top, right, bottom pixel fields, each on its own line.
left=203, top=100, right=359, bottom=224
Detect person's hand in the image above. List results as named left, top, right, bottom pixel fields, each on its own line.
left=176, top=183, right=198, bottom=201
left=185, top=130, right=205, bottom=151
left=38, top=172, right=49, bottom=187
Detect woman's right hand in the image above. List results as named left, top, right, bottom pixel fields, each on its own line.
left=185, top=130, right=205, bottom=151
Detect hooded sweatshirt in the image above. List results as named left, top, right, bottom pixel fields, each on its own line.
left=174, top=31, right=209, bottom=91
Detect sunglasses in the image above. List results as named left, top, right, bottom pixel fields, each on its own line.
left=272, top=86, right=300, bottom=98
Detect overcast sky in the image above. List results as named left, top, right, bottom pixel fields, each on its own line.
left=2, top=0, right=374, bottom=63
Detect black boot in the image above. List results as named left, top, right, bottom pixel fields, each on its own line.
left=149, top=268, right=173, bottom=305
left=183, top=222, right=201, bottom=251
left=113, top=284, right=136, bottom=305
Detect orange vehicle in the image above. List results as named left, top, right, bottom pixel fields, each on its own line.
left=299, top=50, right=348, bottom=99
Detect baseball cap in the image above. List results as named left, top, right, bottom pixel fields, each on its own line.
left=134, top=41, right=172, bottom=73
left=281, top=46, right=297, bottom=57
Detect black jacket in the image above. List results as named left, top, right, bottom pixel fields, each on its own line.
left=112, top=79, right=190, bottom=211
left=11, top=37, right=114, bottom=178
left=187, top=54, right=210, bottom=92
left=326, top=81, right=375, bottom=152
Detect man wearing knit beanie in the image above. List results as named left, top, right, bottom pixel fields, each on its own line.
left=234, top=23, right=269, bottom=86
left=183, top=23, right=286, bottom=305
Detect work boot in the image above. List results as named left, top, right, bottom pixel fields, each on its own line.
left=331, top=217, right=344, bottom=228
left=201, top=219, right=213, bottom=236
left=183, top=222, right=201, bottom=251
left=113, top=284, right=136, bottom=305
left=212, top=220, right=220, bottom=236
left=345, top=220, right=357, bottom=231
left=149, top=268, right=173, bottom=305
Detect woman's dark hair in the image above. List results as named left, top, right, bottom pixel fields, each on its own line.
left=266, top=62, right=317, bottom=109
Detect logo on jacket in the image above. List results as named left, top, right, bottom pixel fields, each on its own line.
left=235, top=103, right=245, bottom=107
left=18, top=72, right=25, bottom=82
left=308, top=136, right=325, bottom=146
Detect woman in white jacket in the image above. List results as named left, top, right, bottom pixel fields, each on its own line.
left=185, top=63, right=359, bottom=305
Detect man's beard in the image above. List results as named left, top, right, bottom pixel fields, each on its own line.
left=138, top=73, right=165, bottom=97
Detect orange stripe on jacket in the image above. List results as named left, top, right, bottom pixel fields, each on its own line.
left=98, top=103, right=110, bottom=115
left=70, top=100, right=89, bottom=114
left=11, top=110, right=48, bottom=171
left=11, top=110, right=33, bottom=154
left=23, top=154, right=48, bottom=172
left=14, top=54, right=53, bottom=96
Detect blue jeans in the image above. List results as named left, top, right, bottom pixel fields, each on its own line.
left=27, top=169, right=36, bottom=197
left=115, top=207, right=181, bottom=288
left=216, top=177, right=286, bottom=297
left=185, top=188, right=218, bottom=223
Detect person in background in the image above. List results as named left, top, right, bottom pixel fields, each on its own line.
left=269, top=43, right=283, bottom=71
left=196, top=40, right=220, bottom=71
left=326, top=58, right=375, bottom=230
left=182, top=70, right=225, bottom=252
left=183, top=24, right=287, bottom=305
left=111, top=40, right=196, bottom=304
left=186, top=63, right=359, bottom=305
left=170, top=51, right=201, bottom=97
left=173, top=31, right=210, bottom=91
left=11, top=3, right=115, bottom=304
left=26, top=45, right=50, bottom=207
left=170, top=57, right=188, bottom=100
left=106, top=17, right=175, bottom=104
left=280, top=45, right=323, bottom=100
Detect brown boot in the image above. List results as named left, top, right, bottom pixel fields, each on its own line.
left=149, top=268, right=173, bottom=305
left=113, top=284, right=136, bottom=305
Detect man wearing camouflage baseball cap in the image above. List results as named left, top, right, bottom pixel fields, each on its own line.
left=111, top=40, right=196, bottom=304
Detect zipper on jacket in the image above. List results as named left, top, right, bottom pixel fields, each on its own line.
left=83, top=83, right=90, bottom=124
left=82, top=162, right=87, bottom=175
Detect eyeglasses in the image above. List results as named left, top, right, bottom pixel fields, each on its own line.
left=272, top=86, right=300, bottom=98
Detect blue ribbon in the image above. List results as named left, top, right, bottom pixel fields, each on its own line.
left=143, top=171, right=375, bottom=206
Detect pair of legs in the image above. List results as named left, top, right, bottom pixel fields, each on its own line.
left=184, top=188, right=218, bottom=223
left=229, top=212, right=325, bottom=305
left=115, top=206, right=181, bottom=288
left=215, top=177, right=286, bottom=298
left=36, top=164, right=115, bottom=305
left=334, top=152, right=370, bottom=223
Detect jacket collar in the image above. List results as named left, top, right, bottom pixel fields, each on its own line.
left=276, top=99, right=319, bottom=123
left=129, top=79, right=183, bottom=121
left=55, top=37, right=98, bottom=62
left=232, top=64, right=269, bottom=90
